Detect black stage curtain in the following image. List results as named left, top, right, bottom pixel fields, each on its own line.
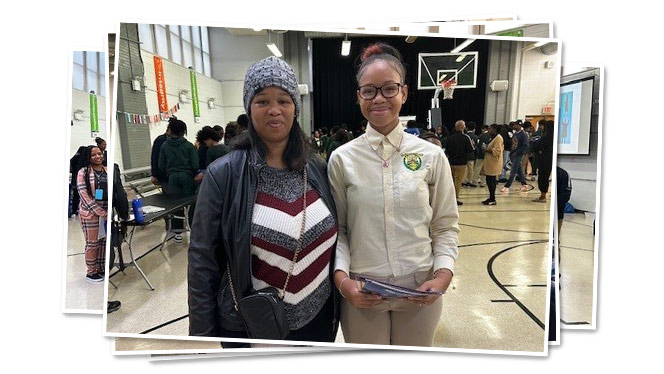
left=312, top=37, right=489, bottom=134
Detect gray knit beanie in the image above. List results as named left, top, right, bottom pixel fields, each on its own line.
left=243, top=56, right=300, bottom=117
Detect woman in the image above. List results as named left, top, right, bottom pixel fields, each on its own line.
left=188, top=56, right=340, bottom=346
left=76, top=145, right=108, bottom=282
left=529, top=120, right=554, bottom=203
left=95, top=137, right=108, bottom=166
left=327, top=43, right=459, bottom=346
left=481, top=124, right=504, bottom=205
left=158, top=117, right=198, bottom=195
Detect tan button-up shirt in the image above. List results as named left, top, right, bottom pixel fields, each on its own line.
left=328, top=123, right=459, bottom=278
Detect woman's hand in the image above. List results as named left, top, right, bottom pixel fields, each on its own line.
left=335, top=271, right=384, bottom=309
left=406, top=269, right=453, bottom=306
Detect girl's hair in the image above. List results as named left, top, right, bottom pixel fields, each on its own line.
left=196, top=126, right=221, bottom=144
left=231, top=117, right=310, bottom=171
left=168, top=116, right=187, bottom=136
left=95, top=137, right=105, bottom=146
left=356, top=42, right=406, bottom=84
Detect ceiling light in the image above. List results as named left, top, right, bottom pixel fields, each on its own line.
left=451, top=39, right=475, bottom=54
left=267, top=42, right=282, bottom=57
left=456, top=54, right=466, bottom=62
left=341, top=40, right=351, bottom=56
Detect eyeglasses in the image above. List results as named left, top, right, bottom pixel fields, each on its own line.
left=357, top=83, right=402, bottom=100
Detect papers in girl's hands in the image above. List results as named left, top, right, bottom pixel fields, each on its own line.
left=98, top=217, right=106, bottom=239
left=357, top=276, right=445, bottom=298
left=141, top=205, right=165, bottom=214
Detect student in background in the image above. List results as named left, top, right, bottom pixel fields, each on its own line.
left=158, top=117, right=198, bottom=195
left=95, top=137, right=108, bottom=166
left=76, top=145, right=108, bottom=283
left=197, top=126, right=229, bottom=167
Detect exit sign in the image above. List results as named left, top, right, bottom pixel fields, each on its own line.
left=542, top=105, right=554, bottom=115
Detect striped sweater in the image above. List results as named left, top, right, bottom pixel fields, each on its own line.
left=251, top=166, right=337, bottom=330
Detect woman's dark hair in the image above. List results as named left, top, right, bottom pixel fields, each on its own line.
left=545, top=120, right=555, bottom=138
left=231, top=117, right=310, bottom=171
left=213, top=125, right=224, bottom=134
left=224, top=122, right=238, bottom=144
left=356, top=43, right=406, bottom=84
left=168, top=117, right=187, bottom=136
left=406, top=120, right=418, bottom=128
left=95, top=137, right=105, bottom=146
left=236, top=114, right=249, bottom=129
left=196, top=126, right=221, bottom=144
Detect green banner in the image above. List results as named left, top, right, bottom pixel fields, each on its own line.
left=89, top=92, right=99, bottom=133
left=496, top=29, right=524, bottom=37
left=190, top=68, right=200, bottom=118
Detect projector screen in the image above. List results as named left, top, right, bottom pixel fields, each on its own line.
left=557, top=77, right=594, bottom=155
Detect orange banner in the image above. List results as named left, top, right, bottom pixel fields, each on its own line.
left=154, top=56, right=168, bottom=113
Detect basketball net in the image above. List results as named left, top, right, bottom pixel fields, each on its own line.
left=442, top=79, right=457, bottom=100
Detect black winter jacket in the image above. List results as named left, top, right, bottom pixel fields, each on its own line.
left=187, top=148, right=340, bottom=338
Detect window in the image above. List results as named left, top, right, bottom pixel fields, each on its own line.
left=72, top=51, right=106, bottom=95
left=155, top=25, right=168, bottom=57
left=138, top=23, right=154, bottom=53
left=138, top=24, right=212, bottom=77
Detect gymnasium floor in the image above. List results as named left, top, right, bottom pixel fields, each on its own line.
left=64, top=215, right=105, bottom=312
left=558, top=212, right=596, bottom=327
left=107, top=181, right=555, bottom=353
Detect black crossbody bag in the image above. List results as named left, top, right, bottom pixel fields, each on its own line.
left=226, top=167, right=308, bottom=340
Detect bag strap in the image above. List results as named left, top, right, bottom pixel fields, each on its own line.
left=227, top=166, right=309, bottom=308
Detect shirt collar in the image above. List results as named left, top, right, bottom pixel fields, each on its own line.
left=365, top=122, right=404, bottom=150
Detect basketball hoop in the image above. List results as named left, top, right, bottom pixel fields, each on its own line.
left=442, top=79, right=457, bottom=100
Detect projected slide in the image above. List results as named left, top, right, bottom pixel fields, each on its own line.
left=557, top=77, right=594, bottom=154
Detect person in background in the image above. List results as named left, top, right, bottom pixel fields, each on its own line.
left=151, top=123, right=171, bottom=190
left=523, top=122, right=536, bottom=181
left=462, top=121, right=479, bottom=188
left=529, top=120, right=555, bottom=203
left=420, top=131, right=443, bottom=148
left=404, top=119, right=421, bottom=136
left=473, top=124, right=491, bottom=187
left=158, top=117, right=198, bottom=195
left=95, top=137, right=108, bottom=166
left=213, top=125, right=225, bottom=140
left=76, top=145, right=108, bottom=283
left=69, top=146, right=88, bottom=216
left=237, top=113, right=249, bottom=134
left=197, top=126, right=229, bottom=167
left=481, top=124, right=504, bottom=205
left=328, top=42, right=458, bottom=346
left=501, top=121, right=529, bottom=193
left=445, top=120, right=475, bottom=205
left=224, top=121, right=238, bottom=145
left=311, top=129, right=324, bottom=156
left=498, top=123, right=513, bottom=182
left=354, top=121, right=367, bottom=138
left=435, top=125, right=448, bottom=149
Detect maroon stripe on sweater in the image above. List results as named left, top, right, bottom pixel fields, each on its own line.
left=251, top=225, right=337, bottom=262
left=251, top=246, right=332, bottom=294
left=254, top=189, right=321, bottom=216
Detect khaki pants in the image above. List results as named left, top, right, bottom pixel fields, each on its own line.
left=464, top=160, right=475, bottom=184
left=450, top=165, right=467, bottom=197
left=341, top=271, right=443, bottom=346
left=473, top=159, right=484, bottom=183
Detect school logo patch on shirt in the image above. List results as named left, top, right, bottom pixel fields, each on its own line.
left=402, top=153, right=423, bottom=171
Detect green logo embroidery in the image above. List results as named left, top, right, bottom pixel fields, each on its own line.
left=402, top=153, right=423, bottom=171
